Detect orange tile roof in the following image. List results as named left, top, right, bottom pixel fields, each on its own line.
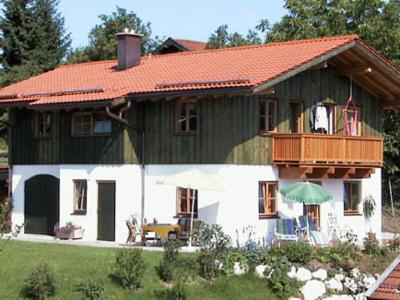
left=0, top=34, right=396, bottom=108
left=369, top=263, right=400, bottom=300
left=173, top=39, right=207, bottom=51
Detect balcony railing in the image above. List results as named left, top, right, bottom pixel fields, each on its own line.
left=272, top=134, right=383, bottom=167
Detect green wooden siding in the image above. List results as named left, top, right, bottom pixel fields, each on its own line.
left=10, top=67, right=383, bottom=165
left=10, top=110, right=126, bottom=165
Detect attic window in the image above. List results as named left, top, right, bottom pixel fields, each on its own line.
left=175, top=98, right=197, bottom=134
left=35, top=112, right=52, bottom=138
left=72, top=112, right=112, bottom=136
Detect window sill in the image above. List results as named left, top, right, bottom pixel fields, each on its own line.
left=173, top=132, right=197, bottom=137
left=71, top=211, right=86, bottom=216
left=344, top=212, right=362, bottom=216
left=259, top=131, right=277, bottom=137
left=259, top=214, right=279, bottom=220
left=173, top=214, right=198, bottom=219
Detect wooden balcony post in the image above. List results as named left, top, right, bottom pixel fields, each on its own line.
left=300, top=135, right=305, bottom=163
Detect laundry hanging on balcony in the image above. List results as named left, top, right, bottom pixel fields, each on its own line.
left=343, top=76, right=359, bottom=136
left=310, top=102, right=329, bottom=133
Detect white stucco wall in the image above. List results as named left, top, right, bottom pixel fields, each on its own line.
left=11, top=164, right=142, bottom=243
left=11, top=164, right=382, bottom=245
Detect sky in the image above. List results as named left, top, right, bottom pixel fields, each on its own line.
left=59, top=0, right=287, bottom=48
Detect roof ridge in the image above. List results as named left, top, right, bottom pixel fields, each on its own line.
left=60, top=59, right=116, bottom=68
left=149, top=34, right=359, bottom=59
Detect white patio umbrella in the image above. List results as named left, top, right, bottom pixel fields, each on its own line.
left=165, top=168, right=224, bottom=246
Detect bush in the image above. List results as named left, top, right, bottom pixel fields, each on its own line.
left=260, top=245, right=284, bottom=265
left=386, top=238, right=400, bottom=252
left=197, top=249, right=220, bottom=281
left=364, top=234, right=385, bottom=256
left=220, top=250, right=249, bottom=277
left=24, top=263, right=57, bottom=300
left=195, top=224, right=231, bottom=252
left=267, top=256, right=298, bottom=299
left=154, top=279, right=187, bottom=300
left=75, top=279, right=104, bottom=300
left=285, top=242, right=312, bottom=264
left=174, top=256, right=199, bottom=283
left=114, top=248, right=146, bottom=291
left=156, top=241, right=181, bottom=282
left=314, top=247, right=332, bottom=264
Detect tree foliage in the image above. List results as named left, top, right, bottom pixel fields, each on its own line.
left=0, top=0, right=71, bottom=86
left=67, top=7, right=161, bottom=63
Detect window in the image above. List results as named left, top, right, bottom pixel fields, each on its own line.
left=35, top=112, right=52, bottom=138
left=344, top=181, right=361, bottom=215
left=176, top=187, right=198, bottom=217
left=289, top=102, right=303, bottom=133
left=94, top=113, right=112, bottom=134
left=72, top=112, right=112, bottom=136
left=344, top=106, right=361, bottom=136
left=175, top=99, right=197, bottom=134
left=259, top=181, right=278, bottom=218
left=73, top=180, right=87, bottom=214
left=259, top=99, right=278, bottom=133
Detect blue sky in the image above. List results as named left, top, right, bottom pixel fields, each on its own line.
left=59, top=0, right=287, bottom=48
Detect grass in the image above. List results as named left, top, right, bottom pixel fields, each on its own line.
left=0, top=240, right=277, bottom=299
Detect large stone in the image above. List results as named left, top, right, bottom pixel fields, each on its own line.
left=300, top=280, right=326, bottom=300
left=312, top=269, right=328, bottom=281
left=344, top=277, right=358, bottom=294
left=233, top=262, right=246, bottom=275
left=363, top=276, right=376, bottom=289
left=334, top=273, right=345, bottom=282
left=351, top=268, right=361, bottom=278
left=255, top=265, right=267, bottom=278
left=296, top=267, right=312, bottom=281
left=323, top=295, right=353, bottom=300
left=354, top=293, right=366, bottom=300
left=287, top=266, right=297, bottom=278
left=325, top=278, right=343, bottom=292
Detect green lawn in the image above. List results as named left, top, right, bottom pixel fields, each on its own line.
left=0, top=240, right=277, bottom=299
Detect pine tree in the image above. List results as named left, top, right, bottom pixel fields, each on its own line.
left=0, top=0, right=70, bottom=86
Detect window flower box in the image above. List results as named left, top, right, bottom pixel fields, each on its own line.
left=54, top=222, right=84, bottom=240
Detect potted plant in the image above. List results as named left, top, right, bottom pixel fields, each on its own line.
left=363, top=195, right=376, bottom=234
left=54, top=222, right=84, bottom=240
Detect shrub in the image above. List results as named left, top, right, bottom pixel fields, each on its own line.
left=156, top=241, right=181, bottom=282
left=75, top=279, right=104, bottom=300
left=267, top=256, right=298, bottom=299
left=24, top=263, right=57, bottom=300
left=314, top=247, right=332, bottom=264
left=154, top=279, right=187, bottom=300
left=364, top=234, right=385, bottom=256
left=197, top=249, right=219, bottom=281
left=195, top=224, right=231, bottom=252
left=114, top=248, right=146, bottom=291
left=386, top=238, right=400, bottom=252
left=260, top=245, right=284, bottom=266
left=220, top=250, right=249, bottom=277
left=285, top=242, right=312, bottom=264
left=174, top=255, right=199, bottom=283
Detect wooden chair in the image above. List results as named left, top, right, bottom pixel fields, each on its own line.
left=126, top=220, right=137, bottom=245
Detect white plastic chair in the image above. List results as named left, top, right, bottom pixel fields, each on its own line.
left=327, top=212, right=351, bottom=242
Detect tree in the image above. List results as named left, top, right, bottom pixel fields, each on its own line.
left=67, top=7, right=160, bottom=63
left=0, top=0, right=71, bottom=86
left=266, top=0, right=400, bottom=65
left=207, top=24, right=266, bottom=49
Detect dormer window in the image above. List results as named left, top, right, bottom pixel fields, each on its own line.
left=175, top=98, right=197, bottom=134
left=35, top=111, right=52, bottom=138
left=72, top=112, right=112, bottom=136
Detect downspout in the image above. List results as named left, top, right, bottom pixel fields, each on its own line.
left=105, top=99, right=146, bottom=224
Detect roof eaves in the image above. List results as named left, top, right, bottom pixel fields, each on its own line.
left=253, top=40, right=358, bottom=93
left=28, top=99, right=115, bottom=110
left=366, top=255, right=400, bottom=299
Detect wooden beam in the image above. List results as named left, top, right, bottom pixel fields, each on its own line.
left=279, top=167, right=312, bottom=179
left=311, top=62, right=328, bottom=70
left=329, top=167, right=356, bottom=179
left=336, top=65, right=372, bottom=77
left=253, top=87, right=275, bottom=95
left=350, top=168, right=375, bottom=179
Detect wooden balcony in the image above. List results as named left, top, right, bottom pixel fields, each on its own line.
left=272, top=134, right=383, bottom=179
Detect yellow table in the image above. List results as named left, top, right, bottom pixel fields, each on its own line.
left=141, top=224, right=181, bottom=245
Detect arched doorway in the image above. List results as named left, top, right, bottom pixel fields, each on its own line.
left=24, top=175, right=59, bottom=235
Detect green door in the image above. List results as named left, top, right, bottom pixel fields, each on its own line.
left=97, top=181, right=115, bottom=241
left=25, top=175, right=59, bottom=235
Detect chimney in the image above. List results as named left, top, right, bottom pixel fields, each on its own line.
left=115, top=28, right=143, bottom=70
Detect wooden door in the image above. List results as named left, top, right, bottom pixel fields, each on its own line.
left=97, top=181, right=115, bottom=241
left=25, top=175, right=59, bottom=235
left=289, top=102, right=303, bottom=133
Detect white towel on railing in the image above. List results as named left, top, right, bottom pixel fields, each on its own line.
left=315, top=106, right=328, bottom=131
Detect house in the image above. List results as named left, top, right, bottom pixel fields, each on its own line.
left=0, top=32, right=399, bottom=244
left=153, top=37, right=207, bottom=54
left=366, top=255, right=400, bottom=299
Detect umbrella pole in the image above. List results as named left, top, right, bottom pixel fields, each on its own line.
left=189, top=189, right=196, bottom=247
